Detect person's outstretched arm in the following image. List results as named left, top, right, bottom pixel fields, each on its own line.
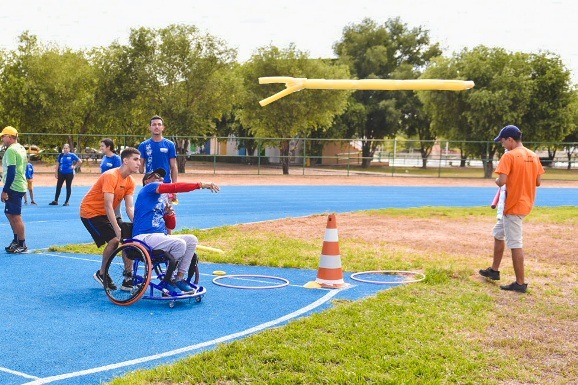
left=157, top=182, right=219, bottom=194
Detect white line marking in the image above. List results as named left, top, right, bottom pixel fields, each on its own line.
left=0, top=367, right=40, bottom=380
left=22, top=289, right=344, bottom=384
left=41, top=253, right=100, bottom=263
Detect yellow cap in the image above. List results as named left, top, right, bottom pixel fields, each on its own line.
left=1, top=126, right=18, bottom=137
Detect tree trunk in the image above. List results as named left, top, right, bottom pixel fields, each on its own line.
left=420, top=148, right=428, bottom=169
left=361, top=141, right=372, bottom=168
left=280, top=139, right=290, bottom=175
left=174, top=138, right=190, bottom=174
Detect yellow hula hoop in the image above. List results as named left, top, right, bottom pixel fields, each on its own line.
left=197, top=245, right=224, bottom=254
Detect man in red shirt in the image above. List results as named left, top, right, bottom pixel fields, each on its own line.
left=479, top=125, right=545, bottom=293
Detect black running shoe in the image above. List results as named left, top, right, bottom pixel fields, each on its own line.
left=500, top=281, right=528, bottom=293
left=93, top=270, right=118, bottom=290
left=121, top=270, right=133, bottom=291
left=49, top=201, right=58, bottom=205
left=11, top=245, right=28, bottom=254
left=5, top=240, right=18, bottom=252
left=479, top=267, right=500, bottom=280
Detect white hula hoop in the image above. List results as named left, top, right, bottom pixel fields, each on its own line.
left=350, top=270, right=426, bottom=284
left=212, top=274, right=290, bottom=289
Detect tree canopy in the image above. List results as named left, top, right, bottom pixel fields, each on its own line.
left=333, top=18, right=442, bottom=167
left=420, top=45, right=575, bottom=176
left=239, top=44, right=351, bottom=174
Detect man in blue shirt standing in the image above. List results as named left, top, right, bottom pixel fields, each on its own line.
left=138, top=115, right=178, bottom=184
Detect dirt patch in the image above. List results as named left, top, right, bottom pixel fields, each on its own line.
left=234, top=211, right=577, bottom=384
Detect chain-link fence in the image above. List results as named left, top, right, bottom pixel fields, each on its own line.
left=14, top=133, right=578, bottom=179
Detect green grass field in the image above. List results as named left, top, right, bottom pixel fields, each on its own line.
left=52, top=206, right=578, bottom=385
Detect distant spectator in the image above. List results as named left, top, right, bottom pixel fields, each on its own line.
left=99, top=138, right=122, bottom=173
left=24, top=160, right=37, bottom=205
left=49, top=143, right=82, bottom=206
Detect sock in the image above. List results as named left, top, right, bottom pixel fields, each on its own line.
left=13, top=234, right=18, bottom=242
left=18, top=239, right=25, bottom=246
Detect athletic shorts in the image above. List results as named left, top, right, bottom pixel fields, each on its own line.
left=492, top=218, right=505, bottom=241
left=503, top=214, right=525, bottom=249
left=81, top=216, right=133, bottom=247
left=4, top=190, right=26, bottom=215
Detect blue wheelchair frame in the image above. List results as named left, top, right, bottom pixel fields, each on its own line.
left=103, top=238, right=206, bottom=307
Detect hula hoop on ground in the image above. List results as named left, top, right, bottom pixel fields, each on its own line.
left=212, top=274, right=290, bottom=289
left=350, top=270, right=426, bottom=284
left=197, top=245, right=224, bottom=254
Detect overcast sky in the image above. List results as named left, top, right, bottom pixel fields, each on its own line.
left=2, top=0, right=578, bottom=81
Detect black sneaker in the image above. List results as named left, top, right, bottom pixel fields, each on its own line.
left=5, top=240, right=18, bottom=252
left=121, top=270, right=134, bottom=291
left=11, top=245, right=28, bottom=254
left=479, top=267, right=500, bottom=280
left=500, top=282, right=528, bottom=293
left=93, top=270, right=118, bottom=290
left=49, top=201, right=58, bottom=205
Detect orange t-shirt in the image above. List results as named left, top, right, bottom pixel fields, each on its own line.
left=80, top=168, right=136, bottom=218
left=495, top=146, right=545, bottom=216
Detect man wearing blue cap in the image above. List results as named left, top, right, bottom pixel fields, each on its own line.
left=479, top=125, right=544, bottom=293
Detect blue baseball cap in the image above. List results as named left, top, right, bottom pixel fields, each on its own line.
left=494, top=125, right=522, bottom=142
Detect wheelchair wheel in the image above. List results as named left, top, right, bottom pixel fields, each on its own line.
left=103, top=242, right=152, bottom=306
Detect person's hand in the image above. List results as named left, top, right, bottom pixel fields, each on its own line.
left=1, top=191, right=7, bottom=202
left=114, top=225, right=122, bottom=241
left=201, top=182, right=220, bottom=193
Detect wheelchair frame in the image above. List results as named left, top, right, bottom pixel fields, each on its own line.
left=103, top=238, right=206, bottom=307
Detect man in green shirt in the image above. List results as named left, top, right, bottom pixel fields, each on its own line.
left=1, top=126, right=28, bottom=253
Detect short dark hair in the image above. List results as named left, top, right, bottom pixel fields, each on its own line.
left=150, top=115, right=164, bottom=125
left=101, top=138, right=115, bottom=152
left=120, top=147, right=140, bottom=160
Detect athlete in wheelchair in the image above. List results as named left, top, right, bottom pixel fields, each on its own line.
left=103, top=168, right=220, bottom=306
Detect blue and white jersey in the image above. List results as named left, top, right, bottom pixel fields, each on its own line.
left=25, top=163, right=34, bottom=180
left=57, top=153, right=81, bottom=174
left=100, top=154, right=121, bottom=173
left=137, top=138, right=176, bottom=183
left=132, top=182, right=171, bottom=236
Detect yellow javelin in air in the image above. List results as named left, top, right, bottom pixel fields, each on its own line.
left=258, top=76, right=475, bottom=106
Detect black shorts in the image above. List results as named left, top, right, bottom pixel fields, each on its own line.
left=81, top=216, right=133, bottom=247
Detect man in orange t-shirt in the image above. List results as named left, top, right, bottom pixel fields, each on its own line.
left=80, top=147, right=141, bottom=290
left=479, top=125, right=544, bottom=293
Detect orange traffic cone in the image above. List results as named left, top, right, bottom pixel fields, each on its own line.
left=314, top=214, right=348, bottom=288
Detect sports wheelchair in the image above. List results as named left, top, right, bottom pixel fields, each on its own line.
left=103, top=238, right=206, bottom=307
